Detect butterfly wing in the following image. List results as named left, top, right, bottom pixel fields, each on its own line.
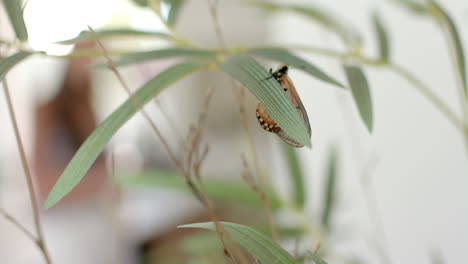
left=274, top=75, right=311, bottom=147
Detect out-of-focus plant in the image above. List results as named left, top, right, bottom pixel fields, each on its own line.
left=0, top=0, right=466, bottom=263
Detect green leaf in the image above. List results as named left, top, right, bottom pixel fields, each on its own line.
left=311, top=255, right=329, bottom=264
left=179, top=222, right=297, bottom=264
left=113, top=47, right=217, bottom=67
left=321, top=147, right=337, bottom=229
left=282, top=144, right=305, bottom=208
left=43, top=61, right=206, bottom=209
left=0, top=52, right=32, bottom=81
left=247, top=48, right=344, bottom=88
left=56, top=29, right=172, bottom=44
left=391, top=0, right=428, bottom=14
left=131, top=0, right=148, bottom=7
left=429, top=0, right=467, bottom=96
left=117, top=170, right=281, bottom=209
left=372, top=12, right=391, bottom=62
left=220, top=55, right=311, bottom=147
left=343, top=64, right=374, bottom=132
left=2, top=0, right=29, bottom=41
left=250, top=1, right=361, bottom=47
left=166, top=0, right=186, bottom=26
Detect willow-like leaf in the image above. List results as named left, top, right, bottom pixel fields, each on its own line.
left=247, top=48, right=344, bottom=88
left=343, top=64, right=374, bottom=132
left=321, top=147, right=337, bottom=229
left=282, top=144, right=305, bottom=208
left=250, top=1, right=361, bottom=47
left=429, top=0, right=467, bottom=96
left=117, top=170, right=281, bottom=209
left=56, top=29, right=171, bottom=44
left=391, top=0, right=428, bottom=14
left=2, top=0, right=28, bottom=41
left=113, top=47, right=216, bottom=67
left=372, top=12, right=391, bottom=62
left=166, top=0, right=186, bottom=26
left=43, top=61, right=206, bottom=209
left=0, top=52, right=32, bottom=81
left=180, top=222, right=297, bottom=264
left=220, top=55, right=311, bottom=147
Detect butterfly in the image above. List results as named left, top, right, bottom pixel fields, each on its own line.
left=256, top=64, right=311, bottom=148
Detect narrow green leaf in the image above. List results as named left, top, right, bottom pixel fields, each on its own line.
left=179, top=222, right=297, bottom=264
left=372, top=12, right=391, bottom=62
left=250, top=1, right=361, bottom=47
left=311, top=255, right=329, bottom=264
left=391, top=0, right=428, bottom=14
left=43, top=61, right=206, bottom=209
left=2, top=0, right=28, bottom=41
left=220, top=55, right=311, bottom=147
left=343, top=64, right=374, bottom=132
left=56, top=29, right=172, bottom=44
left=282, top=143, right=305, bottom=208
left=429, top=0, right=467, bottom=96
left=321, top=147, right=338, bottom=229
left=0, top=51, right=32, bottom=81
left=117, top=170, right=281, bottom=209
left=247, top=48, right=344, bottom=88
left=166, top=0, right=186, bottom=26
left=131, top=0, right=148, bottom=7
left=113, top=48, right=217, bottom=67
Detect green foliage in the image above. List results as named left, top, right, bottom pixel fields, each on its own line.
left=112, top=47, right=217, bottom=67
left=43, top=62, right=207, bottom=209
left=372, top=12, right=391, bottom=62
left=2, top=0, right=28, bottom=41
left=56, top=29, right=172, bottom=44
left=0, top=52, right=32, bottom=81
left=321, top=147, right=338, bottom=229
left=282, top=143, right=306, bottom=208
left=247, top=48, right=344, bottom=88
left=220, top=55, right=311, bottom=147
left=251, top=1, right=361, bottom=47
left=180, top=222, right=297, bottom=264
left=429, top=0, right=467, bottom=96
left=343, top=64, right=374, bottom=132
left=117, top=170, right=281, bottom=209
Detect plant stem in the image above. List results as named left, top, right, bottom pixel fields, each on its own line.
left=0, top=207, right=37, bottom=243
left=2, top=79, right=53, bottom=264
left=386, top=63, right=465, bottom=134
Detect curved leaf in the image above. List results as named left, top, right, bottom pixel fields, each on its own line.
left=220, top=55, right=311, bottom=147
left=429, top=0, right=467, bottom=96
left=0, top=52, right=32, bottom=81
left=56, top=29, right=171, bottom=44
left=343, top=64, right=373, bottom=132
left=179, top=222, right=297, bottom=264
left=321, top=147, right=338, bottom=229
left=113, top=47, right=217, bottom=67
left=372, top=12, right=391, bottom=62
left=247, top=48, right=344, bottom=88
left=251, top=1, right=361, bottom=47
left=2, top=0, right=28, bottom=41
left=391, top=0, right=428, bottom=14
left=282, top=144, right=305, bottom=208
left=117, top=170, right=281, bottom=209
left=43, top=61, right=207, bottom=209
left=166, top=0, right=186, bottom=26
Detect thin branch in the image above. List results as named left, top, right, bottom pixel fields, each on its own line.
left=241, top=154, right=278, bottom=241
left=0, top=207, right=37, bottom=243
left=386, top=63, right=465, bottom=134
left=1, top=79, right=53, bottom=264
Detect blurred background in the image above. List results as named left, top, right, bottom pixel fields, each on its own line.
left=0, top=0, right=467, bottom=263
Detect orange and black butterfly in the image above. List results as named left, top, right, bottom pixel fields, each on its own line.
left=256, top=64, right=311, bottom=148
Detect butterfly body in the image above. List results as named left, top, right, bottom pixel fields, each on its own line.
left=256, top=65, right=311, bottom=148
